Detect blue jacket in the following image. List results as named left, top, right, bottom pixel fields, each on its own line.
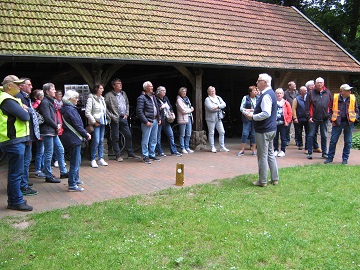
left=60, top=103, right=89, bottom=149
left=136, top=93, right=161, bottom=124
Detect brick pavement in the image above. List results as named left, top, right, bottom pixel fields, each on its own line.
left=1, top=137, right=359, bottom=219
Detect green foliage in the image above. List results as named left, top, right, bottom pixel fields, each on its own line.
left=0, top=165, right=360, bottom=269
left=352, top=131, right=360, bottom=149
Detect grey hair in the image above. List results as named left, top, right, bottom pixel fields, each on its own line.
left=178, top=87, right=187, bottom=95
left=275, top=88, right=284, bottom=94
left=42, top=82, right=55, bottom=93
left=63, top=90, right=79, bottom=103
left=207, top=86, right=215, bottom=94
left=315, top=77, right=324, bottom=83
left=299, top=86, right=307, bottom=92
left=305, top=80, right=314, bottom=88
left=143, top=81, right=152, bottom=90
left=156, top=86, right=166, bottom=95
left=258, top=73, right=272, bottom=86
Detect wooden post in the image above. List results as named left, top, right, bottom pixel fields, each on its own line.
left=175, top=163, right=184, bottom=186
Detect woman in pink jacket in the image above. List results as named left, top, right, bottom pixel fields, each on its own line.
left=273, top=88, right=292, bottom=157
left=176, top=87, right=195, bottom=154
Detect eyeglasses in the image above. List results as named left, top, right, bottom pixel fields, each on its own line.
left=256, top=80, right=265, bottom=83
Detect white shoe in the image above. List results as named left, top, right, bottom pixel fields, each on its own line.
left=277, top=151, right=286, bottom=157
left=220, top=147, right=230, bottom=152
left=53, top=161, right=59, bottom=168
left=182, top=149, right=188, bottom=154
left=91, top=160, right=99, bottom=168
left=274, top=150, right=278, bottom=157
left=186, top=148, right=194, bottom=153
left=211, top=147, right=217, bottom=153
left=98, top=158, right=108, bottom=166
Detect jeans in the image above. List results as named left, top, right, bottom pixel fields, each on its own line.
left=156, top=121, right=178, bottom=154
left=111, top=118, right=134, bottom=157
left=20, top=142, right=32, bottom=189
left=241, top=120, right=255, bottom=144
left=294, top=121, right=308, bottom=148
left=2, top=142, right=26, bottom=205
left=91, top=124, right=106, bottom=160
left=179, top=119, right=192, bottom=150
left=307, top=120, right=328, bottom=154
left=327, top=122, right=354, bottom=161
left=35, top=139, right=44, bottom=172
left=255, top=131, right=279, bottom=184
left=68, top=144, right=82, bottom=187
left=43, top=135, right=67, bottom=178
left=273, top=124, right=287, bottom=152
left=206, top=120, right=225, bottom=148
left=141, top=119, right=158, bottom=158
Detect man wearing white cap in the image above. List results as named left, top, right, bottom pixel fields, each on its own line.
left=0, top=75, right=33, bottom=211
left=324, top=84, right=358, bottom=165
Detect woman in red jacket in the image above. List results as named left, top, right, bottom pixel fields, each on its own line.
left=273, top=88, right=292, bottom=157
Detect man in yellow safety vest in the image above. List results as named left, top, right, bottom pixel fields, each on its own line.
left=324, top=84, right=359, bottom=165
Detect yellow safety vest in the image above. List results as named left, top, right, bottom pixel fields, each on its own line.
left=331, top=93, right=356, bottom=122
left=0, top=92, right=30, bottom=143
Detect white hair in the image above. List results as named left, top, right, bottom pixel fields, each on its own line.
left=143, top=81, right=152, bottom=90
left=63, top=90, right=79, bottom=103
left=258, top=73, right=272, bottom=86
left=305, top=80, right=314, bottom=88
left=275, top=88, right=284, bottom=94
left=315, top=77, right=324, bottom=83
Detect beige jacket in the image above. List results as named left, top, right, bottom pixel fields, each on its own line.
left=85, top=94, right=108, bottom=125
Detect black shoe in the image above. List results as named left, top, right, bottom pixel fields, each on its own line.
left=324, top=159, right=333, bottom=164
left=60, top=173, right=69, bottom=179
left=342, top=160, right=348, bottom=165
left=149, top=156, right=161, bottom=161
left=28, top=182, right=34, bottom=187
left=321, top=154, right=328, bottom=159
left=21, top=187, right=38, bottom=196
left=7, top=202, right=33, bottom=211
left=307, top=154, right=312, bottom=160
left=45, top=176, right=61, bottom=183
left=143, top=157, right=151, bottom=164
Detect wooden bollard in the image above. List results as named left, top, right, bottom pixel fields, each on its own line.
left=175, top=163, right=184, bottom=186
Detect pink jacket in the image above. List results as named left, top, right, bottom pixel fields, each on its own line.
left=176, top=95, right=193, bottom=124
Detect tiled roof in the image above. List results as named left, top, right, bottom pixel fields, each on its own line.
left=1, top=0, right=360, bottom=72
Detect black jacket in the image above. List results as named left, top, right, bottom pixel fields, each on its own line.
left=136, top=93, right=161, bottom=124
left=38, top=95, right=58, bottom=136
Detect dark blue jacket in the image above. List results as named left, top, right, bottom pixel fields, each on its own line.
left=38, top=95, right=58, bottom=136
left=136, top=93, right=161, bottom=124
left=254, top=89, right=277, bottom=133
left=60, top=103, right=89, bottom=149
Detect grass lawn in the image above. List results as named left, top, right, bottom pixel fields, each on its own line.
left=0, top=164, right=359, bottom=269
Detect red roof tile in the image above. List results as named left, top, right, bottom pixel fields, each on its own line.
left=1, top=0, right=359, bottom=72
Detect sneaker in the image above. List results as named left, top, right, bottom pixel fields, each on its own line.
left=98, top=158, right=108, bottom=166
left=128, top=153, right=141, bottom=159
left=182, top=149, right=188, bottom=154
left=220, top=147, right=230, bottom=152
left=91, top=160, right=99, bottom=168
left=274, top=150, right=279, bottom=157
left=28, top=182, right=34, bottom=187
left=211, top=147, right=217, bottom=153
left=314, top=148, right=322, bottom=153
left=35, top=171, right=46, bottom=178
left=116, top=155, right=124, bottom=162
left=76, top=181, right=84, bottom=185
left=298, top=146, right=303, bottom=150
left=307, top=154, right=312, bottom=160
left=277, top=151, right=285, bottom=157
left=60, top=173, right=69, bottom=179
left=143, top=157, right=151, bottom=164
left=172, top=152, right=182, bottom=157
left=324, top=159, right=333, bottom=164
left=149, top=156, right=161, bottom=161
left=186, top=148, right=194, bottom=153
left=7, top=202, right=33, bottom=211
left=252, top=151, right=257, bottom=156
left=159, top=153, right=166, bottom=157
left=270, top=180, right=279, bottom=186
left=68, top=185, right=84, bottom=192
left=236, top=151, right=245, bottom=156
left=53, top=161, right=59, bottom=168
left=253, top=181, right=267, bottom=187
left=321, top=153, right=328, bottom=159
left=45, top=176, right=61, bottom=183
left=342, top=160, right=348, bottom=165
left=21, top=187, right=38, bottom=196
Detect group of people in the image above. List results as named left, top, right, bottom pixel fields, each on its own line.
left=0, top=73, right=358, bottom=211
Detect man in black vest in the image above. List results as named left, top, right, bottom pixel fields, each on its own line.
left=244, top=73, right=279, bottom=187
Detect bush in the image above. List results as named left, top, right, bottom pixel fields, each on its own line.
left=352, top=131, right=360, bottom=149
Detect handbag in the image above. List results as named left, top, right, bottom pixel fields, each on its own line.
left=85, top=125, right=94, bottom=133
left=35, top=110, right=44, bottom=125
left=164, top=108, right=175, bottom=123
